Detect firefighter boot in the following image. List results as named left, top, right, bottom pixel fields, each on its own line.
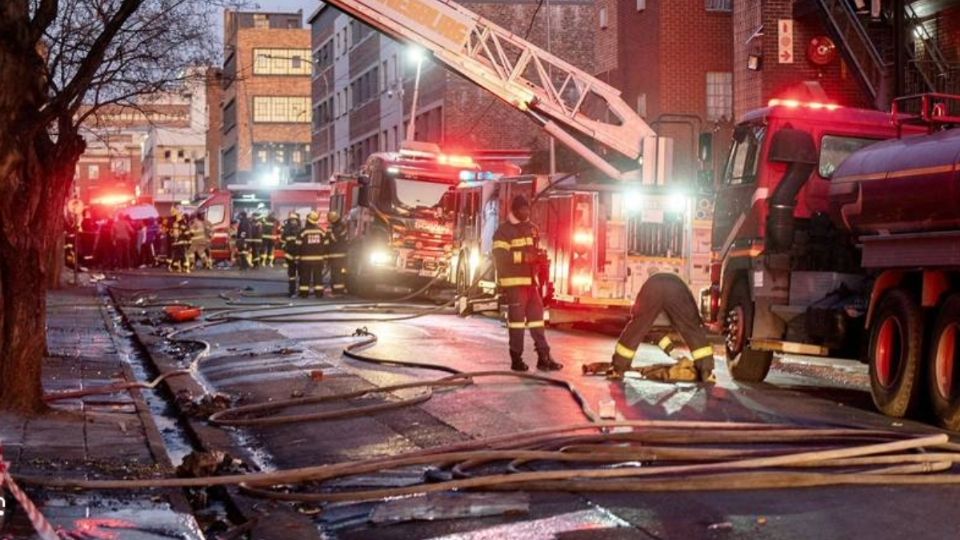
left=510, top=352, right=529, bottom=372
left=536, top=349, right=563, bottom=371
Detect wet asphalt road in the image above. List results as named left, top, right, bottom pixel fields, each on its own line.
left=107, top=269, right=960, bottom=540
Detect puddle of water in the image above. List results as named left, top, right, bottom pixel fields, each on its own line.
left=98, top=288, right=195, bottom=467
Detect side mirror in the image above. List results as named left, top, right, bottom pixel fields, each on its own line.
left=698, top=132, right=713, bottom=163
left=357, top=174, right=370, bottom=207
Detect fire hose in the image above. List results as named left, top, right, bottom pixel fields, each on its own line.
left=18, top=271, right=960, bottom=508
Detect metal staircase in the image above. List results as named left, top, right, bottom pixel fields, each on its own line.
left=815, top=0, right=890, bottom=107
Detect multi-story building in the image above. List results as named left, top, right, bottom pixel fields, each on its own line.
left=733, top=0, right=960, bottom=120
left=199, top=67, right=224, bottom=192
left=308, top=1, right=596, bottom=182
left=74, top=100, right=191, bottom=206
left=220, top=9, right=312, bottom=188
left=593, top=0, right=734, bottom=182
left=141, top=127, right=207, bottom=214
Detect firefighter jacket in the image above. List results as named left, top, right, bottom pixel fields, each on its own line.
left=250, top=219, right=263, bottom=242
left=172, top=217, right=192, bottom=246
left=236, top=217, right=251, bottom=241
left=492, top=219, right=540, bottom=288
left=324, top=221, right=348, bottom=258
left=264, top=216, right=279, bottom=240
left=282, top=218, right=302, bottom=258
left=297, top=223, right=327, bottom=262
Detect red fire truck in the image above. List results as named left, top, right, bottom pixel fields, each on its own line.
left=705, top=93, right=960, bottom=426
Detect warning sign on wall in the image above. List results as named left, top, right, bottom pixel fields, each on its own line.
left=778, top=19, right=794, bottom=64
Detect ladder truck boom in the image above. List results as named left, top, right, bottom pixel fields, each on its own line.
left=324, top=0, right=657, bottom=180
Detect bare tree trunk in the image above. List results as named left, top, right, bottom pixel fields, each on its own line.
left=0, top=244, right=48, bottom=413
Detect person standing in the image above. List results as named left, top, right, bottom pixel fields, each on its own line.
left=297, top=211, right=326, bottom=298
left=608, top=273, right=716, bottom=382
left=492, top=195, right=562, bottom=372
left=186, top=214, right=211, bottom=270
left=262, top=212, right=279, bottom=267
left=235, top=212, right=251, bottom=270
left=112, top=215, right=136, bottom=269
left=169, top=209, right=191, bottom=273
left=96, top=218, right=115, bottom=270
left=281, top=211, right=302, bottom=297
left=324, top=210, right=349, bottom=296
left=249, top=213, right=264, bottom=268
left=79, top=209, right=98, bottom=268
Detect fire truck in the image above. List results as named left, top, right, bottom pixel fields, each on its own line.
left=323, top=0, right=711, bottom=319
left=196, top=185, right=330, bottom=262
left=705, top=92, right=960, bottom=427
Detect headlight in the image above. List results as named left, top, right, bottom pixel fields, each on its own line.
left=469, top=250, right=480, bottom=273
left=369, top=250, right=392, bottom=266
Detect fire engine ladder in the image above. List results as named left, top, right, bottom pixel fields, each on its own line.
left=323, top=0, right=657, bottom=181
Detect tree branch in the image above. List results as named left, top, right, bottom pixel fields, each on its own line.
left=29, top=0, right=59, bottom=42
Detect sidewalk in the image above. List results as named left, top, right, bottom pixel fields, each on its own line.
left=0, top=285, right=201, bottom=539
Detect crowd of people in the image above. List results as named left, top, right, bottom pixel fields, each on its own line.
left=64, top=207, right=350, bottom=296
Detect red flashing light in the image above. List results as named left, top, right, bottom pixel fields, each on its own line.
left=768, top=98, right=840, bottom=111
left=91, top=193, right=135, bottom=206
left=437, top=154, right=475, bottom=168
left=571, top=273, right=593, bottom=289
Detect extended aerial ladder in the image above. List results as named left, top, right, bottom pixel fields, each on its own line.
left=323, top=0, right=658, bottom=181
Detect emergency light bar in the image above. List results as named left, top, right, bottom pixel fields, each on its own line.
left=768, top=98, right=840, bottom=111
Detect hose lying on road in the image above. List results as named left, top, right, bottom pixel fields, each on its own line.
left=25, top=273, right=960, bottom=505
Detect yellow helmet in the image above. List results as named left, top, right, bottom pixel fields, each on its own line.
left=306, top=211, right=320, bottom=225
left=327, top=210, right=340, bottom=224
left=289, top=211, right=300, bottom=220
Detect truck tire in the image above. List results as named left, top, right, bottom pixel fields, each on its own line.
left=725, top=279, right=774, bottom=382
left=868, top=289, right=924, bottom=418
left=928, top=294, right=960, bottom=430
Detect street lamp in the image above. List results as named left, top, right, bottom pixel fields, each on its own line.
left=406, top=46, right=426, bottom=143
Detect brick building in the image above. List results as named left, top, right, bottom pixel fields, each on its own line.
left=221, top=10, right=312, bottom=188
left=593, top=0, right=734, bottom=183
left=309, top=0, right=596, bottom=182
left=733, top=0, right=960, bottom=120
left=200, top=68, right=224, bottom=191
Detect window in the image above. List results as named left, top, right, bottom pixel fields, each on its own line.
left=164, top=150, right=171, bottom=159
left=819, top=135, right=877, bottom=178
left=706, top=0, right=732, bottom=12
left=253, top=48, right=312, bottom=75
left=253, top=96, right=311, bottom=123
left=637, top=0, right=646, bottom=10
left=88, top=165, right=99, bottom=180
left=177, top=149, right=184, bottom=159
left=599, top=7, right=608, bottom=29
left=205, top=204, right=226, bottom=226
left=706, top=72, right=733, bottom=121
left=724, top=125, right=765, bottom=185
left=253, top=14, right=269, bottom=28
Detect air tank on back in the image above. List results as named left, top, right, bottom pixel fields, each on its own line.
left=829, top=128, right=960, bottom=236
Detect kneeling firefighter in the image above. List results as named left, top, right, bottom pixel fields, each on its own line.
left=297, top=211, right=326, bottom=298
left=606, top=273, right=716, bottom=382
left=493, top=195, right=563, bottom=372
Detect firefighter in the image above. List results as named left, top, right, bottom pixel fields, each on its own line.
left=262, top=212, right=279, bottom=267
left=235, top=212, right=251, bottom=270
left=186, top=214, right=211, bottom=270
left=249, top=213, right=264, bottom=268
left=297, top=211, right=326, bottom=298
left=607, top=272, right=716, bottom=382
left=324, top=210, right=348, bottom=296
left=493, top=195, right=563, bottom=372
left=281, top=211, right=302, bottom=297
left=170, top=209, right=192, bottom=273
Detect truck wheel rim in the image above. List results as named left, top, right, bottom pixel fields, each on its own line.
left=875, top=317, right=902, bottom=388
left=726, top=305, right=745, bottom=354
left=935, top=323, right=958, bottom=400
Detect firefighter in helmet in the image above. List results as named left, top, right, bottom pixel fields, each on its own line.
left=235, top=211, right=251, bottom=270
left=249, top=212, right=264, bottom=268
left=603, top=273, right=716, bottom=383
left=324, top=210, right=348, bottom=296
left=282, top=211, right=302, bottom=297
left=297, top=211, right=326, bottom=298
left=170, top=208, right=191, bottom=273
left=492, top=195, right=563, bottom=372
left=262, top=212, right=279, bottom=267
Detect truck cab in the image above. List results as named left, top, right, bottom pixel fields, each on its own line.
left=709, top=97, right=920, bottom=381
left=334, top=143, right=478, bottom=295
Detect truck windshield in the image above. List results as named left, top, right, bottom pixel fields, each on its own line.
left=395, top=178, right=451, bottom=209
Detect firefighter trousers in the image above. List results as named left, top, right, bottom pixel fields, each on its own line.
left=171, top=242, right=188, bottom=272
left=612, top=273, right=714, bottom=376
left=262, top=239, right=275, bottom=266
left=286, top=255, right=298, bottom=296
left=328, top=253, right=347, bottom=294
left=504, top=285, right=550, bottom=357
left=236, top=240, right=249, bottom=270
left=249, top=239, right=262, bottom=267
left=298, top=260, right=325, bottom=297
